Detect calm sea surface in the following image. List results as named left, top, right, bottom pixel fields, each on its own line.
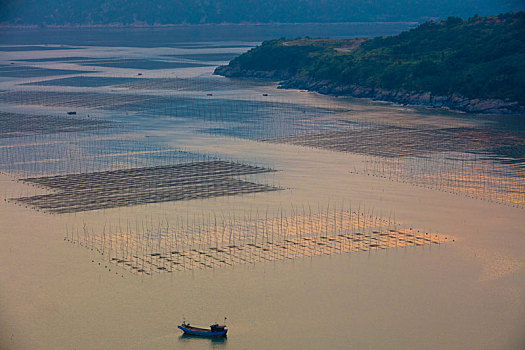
left=0, top=24, right=523, bottom=349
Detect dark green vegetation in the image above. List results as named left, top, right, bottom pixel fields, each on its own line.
left=218, top=12, right=525, bottom=111
left=1, top=0, right=523, bottom=25
left=223, top=38, right=365, bottom=79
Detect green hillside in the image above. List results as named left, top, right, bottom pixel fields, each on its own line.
left=217, top=12, right=525, bottom=110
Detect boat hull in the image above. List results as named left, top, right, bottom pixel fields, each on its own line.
left=178, top=325, right=228, bottom=337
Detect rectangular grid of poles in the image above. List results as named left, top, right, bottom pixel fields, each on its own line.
left=352, top=152, right=524, bottom=208
left=13, top=161, right=281, bottom=213
left=65, top=204, right=451, bottom=275
left=1, top=84, right=522, bottom=209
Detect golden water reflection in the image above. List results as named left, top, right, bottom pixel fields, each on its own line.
left=66, top=206, right=453, bottom=275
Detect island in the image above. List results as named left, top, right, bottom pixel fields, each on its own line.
left=215, top=11, right=525, bottom=114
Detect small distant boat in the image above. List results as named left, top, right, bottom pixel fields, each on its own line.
left=178, top=319, right=228, bottom=337
left=67, top=111, right=77, bottom=115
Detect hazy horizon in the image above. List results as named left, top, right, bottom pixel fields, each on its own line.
left=1, top=0, right=523, bottom=26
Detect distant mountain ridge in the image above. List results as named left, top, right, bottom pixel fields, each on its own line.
left=1, top=0, right=523, bottom=26
left=215, top=12, right=525, bottom=114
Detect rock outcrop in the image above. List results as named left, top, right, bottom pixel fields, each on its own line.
left=216, top=65, right=525, bottom=115
left=279, top=78, right=525, bottom=114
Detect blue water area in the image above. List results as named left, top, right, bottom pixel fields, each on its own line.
left=162, top=52, right=241, bottom=62
left=26, top=76, right=139, bottom=87
left=0, top=88, right=337, bottom=139
left=480, top=145, right=525, bottom=165
left=172, top=43, right=254, bottom=49
left=23, top=76, right=249, bottom=90
left=122, top=76, right=262, bottom=91
left=0, top=134, right=208, bottom=176
left=0, top=111, right=111, bottom=137
left=0, top=45, right=83, bottom=51
left=110, top=95, right=335, bottom=126
left=0, top=65, right=93, bottom=78
left=479, top=113, right=525, bottom=135
left=78, top=58, right=214, bottom=69
left=0, top=23, right=415, bottom=47
left=13, top=56, right=95, bottom=63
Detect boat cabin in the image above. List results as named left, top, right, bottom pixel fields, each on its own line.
left=210, top=324, right=226, bottom=332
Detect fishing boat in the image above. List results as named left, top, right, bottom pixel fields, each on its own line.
left=178, top=319, right=228, bottom=337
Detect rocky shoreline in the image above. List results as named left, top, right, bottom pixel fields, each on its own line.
left=215, top=66, right=525, bottom=115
